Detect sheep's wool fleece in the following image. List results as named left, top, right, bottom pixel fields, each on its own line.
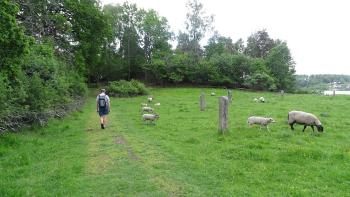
left=143, top=114, right=158, bottom=120
left=288, top=111, right=322, bottom=126
left=248, top=116, right=271, bottom=125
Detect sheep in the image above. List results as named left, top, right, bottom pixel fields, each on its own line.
left=148, top=95, right=154, bottom=103
left=258, top=97, right=265, bottom=103
left=288, top=111, right=324, bottom=132
left=247, top=116, right=276, bottom=131
left=141, top=106, right=154, bottom=113
left=142, top=114, right=159, bottom=124
left=253, top=98, right=259, bottom=102
left=154, top=103, right=160, bottom=106
left=141, top=103, right=148, bottom=107
left=211, top=92, right=216, bottom=96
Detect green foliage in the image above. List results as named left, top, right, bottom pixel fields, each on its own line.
left=107, top=80, right=149, bottom=97
left=266, top=43, right=296, bottom=91
left=0, top=0, right=29, bottom=70
left=244, top=72, right=276, bottom=91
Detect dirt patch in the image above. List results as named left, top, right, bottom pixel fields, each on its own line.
left=115, top=135, right=125, bottom=144
left=115, top=135, right=140, bottom=161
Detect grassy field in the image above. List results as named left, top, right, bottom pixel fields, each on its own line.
left=1, top=88, right=350, bottom=196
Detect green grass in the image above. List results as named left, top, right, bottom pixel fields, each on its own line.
left=1, top=88, right=350, bottom=196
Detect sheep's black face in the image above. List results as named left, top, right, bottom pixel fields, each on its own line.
left=317, top=125, right=324, bottom=132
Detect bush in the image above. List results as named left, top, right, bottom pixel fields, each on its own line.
left=107, top=80, right=149, bottom=97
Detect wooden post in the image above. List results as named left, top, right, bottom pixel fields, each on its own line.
left=219, top=96, right=229, bottom=133
left=333, top=90, right=336, bottom=96
left=280, top=90, right=285, bottom=98
left=200, top=93, right=206, bottom=111
left=227, top=90, right=233, bottom=103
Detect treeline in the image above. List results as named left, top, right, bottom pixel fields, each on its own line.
left=99, top=1, right=296, bottom=91
left=0, top=0, right=296, bottom=130
left=296, top=74, right=350, bottom=91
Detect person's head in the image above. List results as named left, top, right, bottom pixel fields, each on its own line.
left=101, top=89, right=106, bottom=93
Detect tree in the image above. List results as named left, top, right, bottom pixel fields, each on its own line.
left=0, top=0, right=29, bottom=71
left=177, top=0, right=214, bottom=61
left=245, top=29, right=275, bottom=58
left=139, top=9, right=172, bottom=62
left=266, top=42, right=296, bottom=91
left=204, top=32, right=235, bottom=58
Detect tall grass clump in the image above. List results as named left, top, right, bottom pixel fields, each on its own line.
left=107, top=80, right=149, bottom=97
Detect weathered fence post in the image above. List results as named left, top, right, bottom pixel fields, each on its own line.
left=280, top=90, right=285, bottom=98
left=228, top=90, right=233, bottom=103
left=219, top=96, right=229, bottom=133
left=200, top=92, right=206, bottom=111
left=333, top=90, right=336, bottom=96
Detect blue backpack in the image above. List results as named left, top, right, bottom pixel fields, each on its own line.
left=98, top=95, right=107, bottom=108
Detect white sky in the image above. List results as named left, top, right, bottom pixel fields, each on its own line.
left=101, top=0, right=350, bottom=75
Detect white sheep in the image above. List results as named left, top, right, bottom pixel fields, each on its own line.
left=142, top=114, right=159, bottom=124
left=211, top=92, right=216, bottom=96
left=141, top=106, right=154, bottom=113
left=148, top=95, right=154, bottom=103
left=288, top=111, right=324, bottom=132
left=258, top=97, right=265, bottom=103
left=154, top=103, right=160, bottom=106
left=253, top=98, right=259, bottom=102
left=141, top=103, right=148, bottom=107
left=247, top=116, right=276, bottom=131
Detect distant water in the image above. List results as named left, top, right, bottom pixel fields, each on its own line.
left=324, top=90, right=350, bottom=95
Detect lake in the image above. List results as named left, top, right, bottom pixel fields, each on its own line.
left=324, top=90, right=350, bottom=95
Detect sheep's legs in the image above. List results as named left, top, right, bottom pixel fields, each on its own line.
left=266, top=125, right=270, bottom=131
left=302, top=125, right=307, bottom=132
left=290, top=123, right=295, bottom=130
left=311, top=125, right=315, bottom=132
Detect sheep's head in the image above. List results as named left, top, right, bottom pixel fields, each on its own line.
left=154, top=114, right=160, bottom=119
left=269, top=118, right=276, bottom=123
left=316, top=125, right=324, bottom=132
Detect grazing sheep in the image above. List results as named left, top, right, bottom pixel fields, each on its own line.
left=253, top=98, right=259, bottom=102
left=148, top=95, right=154, bottom=103
left=141, top=103, right=148, bottom=107
left=154, top=103, right=160, bottom=106
left=288, top=111, right=324, bottom=132
left=247, top=116, right=276, bottom=131
left=141, top=106, right=154, bottom=113
left=143, top=114, right=159, bottom=124
left=258, top=97, right=265, bottom=103
left=211, top=92, right=216, bottom=96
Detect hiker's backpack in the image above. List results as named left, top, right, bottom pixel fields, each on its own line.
left=98, top=95, right=107, bottom=108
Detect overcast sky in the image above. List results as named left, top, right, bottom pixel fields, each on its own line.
left=101, top=0, right=350, bottom=75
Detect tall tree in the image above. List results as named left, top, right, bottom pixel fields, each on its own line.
left=177, top=0, right=214, bottom=61
left=0, top=0, right=29, bottom=71
left=245, top=29, right=275, bottom=58
left=139, top=9, right=172, bottom=62
left=266, top=42, right=296, bottom=91
left=204, top=32, right=235, bottom=58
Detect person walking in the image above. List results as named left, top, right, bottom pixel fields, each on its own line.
left=96, top=89, right=110, bottom=129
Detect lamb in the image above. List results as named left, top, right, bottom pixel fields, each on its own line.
left=247, top=116, right=276, bottom=131
left=148, top=95, right=154, bottom=103
left=288, top=111, right=324, bottom=132
left=141, top=106, right=154, bottom=113
left=143, top=114, right=159, bottom=124
left=258, top=97, right=265, bottom=103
